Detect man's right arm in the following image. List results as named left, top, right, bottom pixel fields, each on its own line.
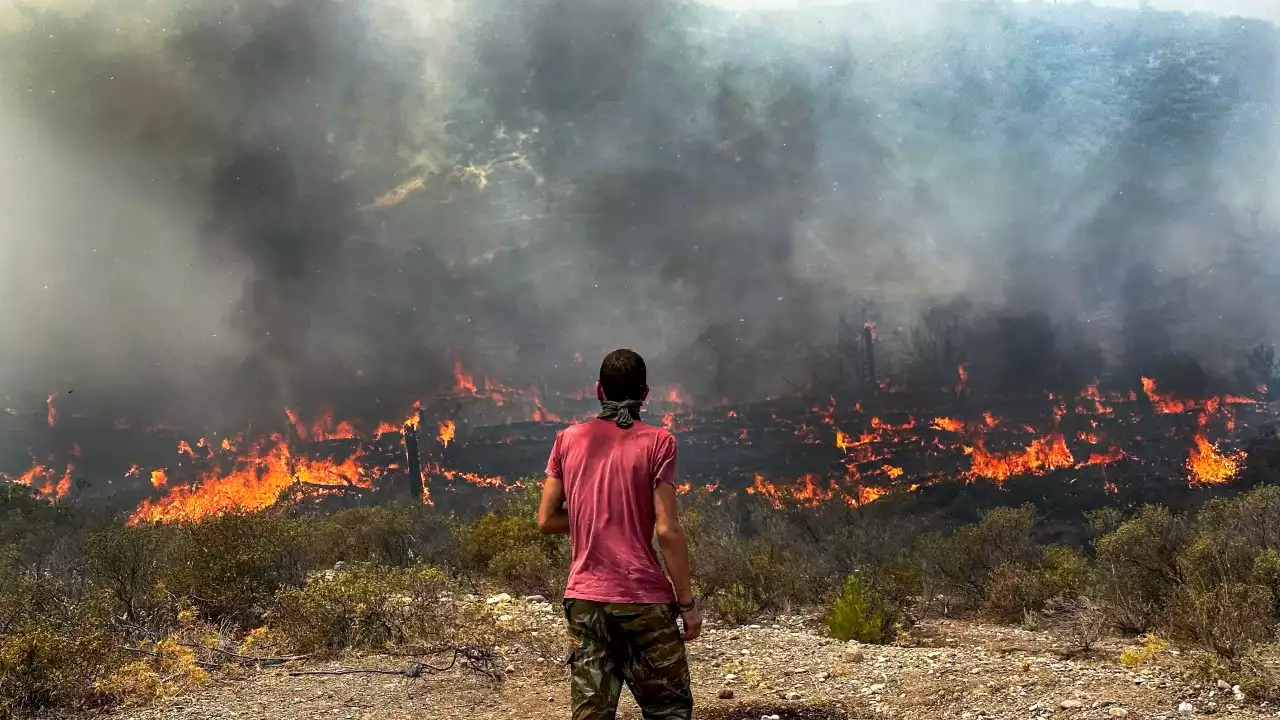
left=654, top=482, right=701, bottom=641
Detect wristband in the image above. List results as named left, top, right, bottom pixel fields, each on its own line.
left=677, top=598, right=696, bottom=612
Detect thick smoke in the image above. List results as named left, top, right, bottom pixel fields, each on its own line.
left=1, top=0, right=1278, bottom=433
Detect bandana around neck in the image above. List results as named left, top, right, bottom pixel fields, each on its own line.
left=598, top=399, right=643, bottom=428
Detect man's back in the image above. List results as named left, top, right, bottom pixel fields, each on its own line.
left=546, top=418, right=677, bottom=604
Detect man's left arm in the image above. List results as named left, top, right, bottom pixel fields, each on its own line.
left=537, top=475, right=569, bottom=535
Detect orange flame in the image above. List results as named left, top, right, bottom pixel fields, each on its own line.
left=453, top=360, right=477, bottom=394
left=1187, top=415, right=1245, bottom=486
left=665, top=387, right=687, bottom=404
left=438, top=419, right=456, bottom=448
left=835, top=429, right=851, bottom=449
left=931, top=417, right=964, bottom=433
left=966, top=433, right=1074, bottom=484
left=128, top=437, right=369, bottom=525
left=45, top=394, right=56, bottom=428
left=150, top=469, right=168, bottom=488
left=177, top=441, right=195, bottom=458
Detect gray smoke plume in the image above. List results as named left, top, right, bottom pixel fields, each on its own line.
left=1, top=0, right=1278, bottom=433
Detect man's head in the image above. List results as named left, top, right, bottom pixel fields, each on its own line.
left=597, top=349, right=649, bottom=403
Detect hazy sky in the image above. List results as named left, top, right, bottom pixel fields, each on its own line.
left=702, top=0, right=1280, bottom=23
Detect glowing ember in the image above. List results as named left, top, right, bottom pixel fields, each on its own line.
left=835, top=429, right=851, bottom=449
left=150, top=469, right=168, bottom=488
left=438, top=419, right=456, bottom=447
left=46, top=394, right=56, bottom=428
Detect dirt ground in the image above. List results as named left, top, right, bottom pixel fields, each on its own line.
left=99, top=600, right=1278, bottom=720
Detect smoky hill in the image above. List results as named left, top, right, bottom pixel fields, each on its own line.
left=5, top=374, right=1280, bottom=545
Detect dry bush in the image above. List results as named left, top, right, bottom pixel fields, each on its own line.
left=1164, top=582, right=1274, bottom=661
left=1043, top=595, right=1109, bottom=653
left=268, top=563, right=454, bottom=655
left=0, top=584, right=120, bottom=719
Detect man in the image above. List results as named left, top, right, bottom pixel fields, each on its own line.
left=538, top=348, right=702, bottom=720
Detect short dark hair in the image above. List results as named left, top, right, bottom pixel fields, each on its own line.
left=599, top=349, right=647, bottom=402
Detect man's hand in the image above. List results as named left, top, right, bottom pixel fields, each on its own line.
left=679, top=607, right=703, bottom=642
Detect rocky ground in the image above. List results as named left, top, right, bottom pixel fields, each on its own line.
left=101, top=595, right=1278, bottom=720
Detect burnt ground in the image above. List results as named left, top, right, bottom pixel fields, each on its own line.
left=94, top=599, right=1280, bottom=720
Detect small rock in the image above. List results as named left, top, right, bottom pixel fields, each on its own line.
left=523, top=594, right=547, bottom=603
left=868, top=683, right=885, bottom=693
left=724, top=674, right=738, bottom=682
left=1109, top=709, right=1129, bottom=718
left=844, top=648, right=865, bottom=664
left=486, top=593, right=512, bottom=605
left=1233, top=685, right=1245, bottom=701
left=785, top=691, right=803, bottom=701
left=1060, top=700, right=1082, bottom=709
left=1178, top=701, right=1195, bottom=715
left=817, top=671, right=830, bottom=681
left=497, top=614, right=514, bottom=622
left=505, top=664, right=515, bottom=674
left=718, top=688, right=735, bottom=700
left=1216, top=679, right=1231, bottom=691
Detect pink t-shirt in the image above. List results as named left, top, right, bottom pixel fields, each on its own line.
left=545, top=418, right=678, bottom=604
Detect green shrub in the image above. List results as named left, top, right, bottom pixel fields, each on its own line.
left=709, top=584, right=762, bottom=626
left=0, top=586, right=120, bottom=719
left=1093, top=505, right=1188, bottom=633
left=456, top=486, right=567, bottom=595
left=1165, top=582, right=1274, bottom=661
left=827, top=574, right=893, bottom=644
left=269, top=563, right=452, bottom=655
left=917, top=505, right=1036, bottom=614
left=162, top=513, right=333, bottom=624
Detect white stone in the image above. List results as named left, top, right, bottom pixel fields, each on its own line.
left=1060, top=699, right=1082, bottom=709
left=785, top=691, right=803, bottom=701
left=486, top=593, right=512, bottom=605
left=724, top=673, right=738, bottom=682
left=1232, top=685, right=1245, bottom=701
left=1109, top=709, right=1129, bottom=718
left=505, top=664, right=515, bottom=674
left=1178, top=701, right=1195, bottom=714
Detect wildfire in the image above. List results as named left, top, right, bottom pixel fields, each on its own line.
left=665, top=387, right=687, bottom=404
left=438, top=419, right=456, bottom=447
left=46, top=394, right=56, bottom=428
left=128, top=437, right=369, bottom=525
left=286, top=407, right=359, bottom=443
left=1187, top=415, right=1245, bottom=486
left=966, top=432, right=1074, bottom=484
left=453, top=360, right=477, bottom=394
left=835, top=429, right=851, bottom=449
left=931, top=417, right=965, bottom=433
left=177, top=441, right=195, bottom=457
left=1078, top=383, right=1114, bottom=417
left=150, top=469, right=168, bottom=488
left=6, top=460, right=72, bottom=500
left=1141, top=377, right=1191, bottom=415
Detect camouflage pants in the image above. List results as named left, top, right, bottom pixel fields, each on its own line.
left=563, top=599, right=693, bottom=720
